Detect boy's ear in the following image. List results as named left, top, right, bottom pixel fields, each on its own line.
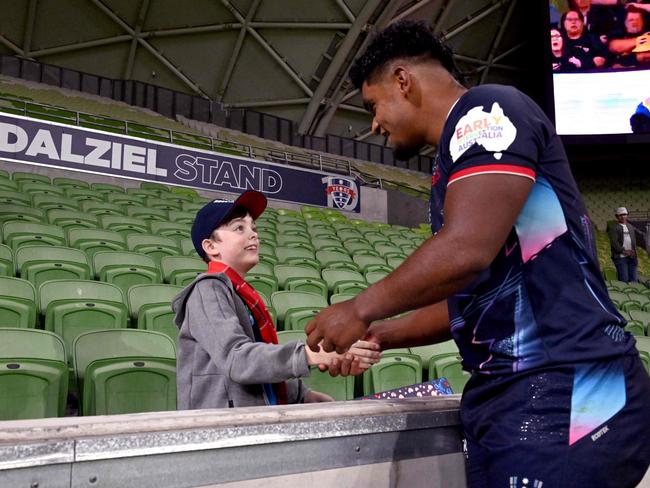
left=202, top=237, right=220, bottom=259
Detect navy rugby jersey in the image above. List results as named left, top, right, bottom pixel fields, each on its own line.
left=431, top=84, right=635, bottom=375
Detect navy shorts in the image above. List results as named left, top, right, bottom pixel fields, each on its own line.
left=461, top=354, right=650, bottom=488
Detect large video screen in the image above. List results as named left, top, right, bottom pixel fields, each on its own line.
left=549, top=1, right=650, bottom=135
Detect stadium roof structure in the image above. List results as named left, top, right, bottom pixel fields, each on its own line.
left=0, top=0, right=540, bottom=158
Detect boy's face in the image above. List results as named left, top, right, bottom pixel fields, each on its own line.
left=202, top=213, right=259, bottom=275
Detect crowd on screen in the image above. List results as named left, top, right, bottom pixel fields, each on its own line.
left=550, top=0, right=650, bottom=71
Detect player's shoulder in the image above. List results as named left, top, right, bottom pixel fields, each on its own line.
left=453, top=84, right=530, bottom=114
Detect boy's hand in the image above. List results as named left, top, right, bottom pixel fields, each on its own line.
left=304, top=390, right=335, bottom=403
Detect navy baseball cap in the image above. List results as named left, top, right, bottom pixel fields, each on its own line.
left=191, top=190, right=267, bottom=259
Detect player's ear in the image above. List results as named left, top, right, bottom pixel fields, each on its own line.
left=394, top=66, right=411, bottom=96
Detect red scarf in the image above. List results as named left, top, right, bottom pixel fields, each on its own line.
left=207, top=261, right=288, bottom=404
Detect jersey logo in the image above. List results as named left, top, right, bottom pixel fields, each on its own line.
left=450, top=102, right=517, bottom=163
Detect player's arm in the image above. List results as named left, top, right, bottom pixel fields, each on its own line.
left=366, top=301, right=451, bottom=350
left=306, top=172, right=534, bottom=352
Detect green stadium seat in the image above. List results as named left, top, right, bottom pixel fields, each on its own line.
left=607, top=280, right=628, bottom=291
left=15, top=245, right=91, bottom=289
left=126, top=206, right=168, bottom=221
left=52, top=177, right=90, bottom=189
left=140, top=181, right=170, bottom=192
left=315, top=250, right=359, bottom=272
left=160, top=256, right=204, bottom=286
left=182, top=202, right=205, bottom=213
left=99, top=215, right=150, bottom=236
left=276, top=246, right=320, bottom=270
left=366, top=269, right=390, bottom=285
left=0, top=277, right=37, bottom=328
left=337, top=229, right=364, bottom=240
left=257, top=229, right=278, bottom=245
left=375, top=244, right=404, bottom=258
left=277, top=330, right=306, bottom=345
left=2, top=221, right=66, bottom=251
left=329, top=293, right=356, bottom=304
left=0, top=178, right=18, bottom=191
left=312, top=237, right=345, bottom=252
left=180, top=238, right=196, bottom=256
left=270, top=291, right=328, bottom=330
left=412, top=341, right=459, bottom=379
left=276, top=209, right=303, bottom=219
left=31, top=194, right=79, bottom=211
left=12, top=172, right=50, bottom=185
left=625, top=321, right=646, bottom=336
left=363, top=353, right=422, bottom=396
left=150, top=221, right=191, bottom=241
left=636, top=337, right=650, bottom=374
left=126, top=234, right=181, bottom=262
left=126, top=188, right=160, bottom=198
left=80, top=200, right=125, bottom=217
left=629, top=310, right=650, bottom=330
left=0, top=244, right=13, bottom=276
left=46, top=209, right=99, bottom=231
left=146, top=197, right=181, bottom=212
left=303, top=367, right=355, bottom=401
left=167, top=211, right=195, bottom=225
left=0, top=328, right=68, bottom=419
left=248, top=261, right=273, bottom=277
left=90, top=182, right=125, bottom=194
left=127, top=284, right=183, bottom=341
left=365, top=233, right=392, bottom=247
left=165, top=193, right=194, bottom=205
left=344, top=241, right=378, bottom=256
left=321, top=268, right=366, bottom=294
left=20, top=182, right=64, bottom=197
left=602, top=268, right=617, bottom=281
left=64, top=188, right=105, bottom=202
left=307, top=227, right=337, bottom=239
left=105, top=193, right=145, bottom=207
left=0, top=189, right=31, bottom=206
left=430, top=355, right=470, bottom=393
left=93, top=251, right=161, bottom=294
left=0, top=205, right=45, bottom=225
left=170, top=186, right=199, bottom=200
left=353, top=255, right=390, bottom=273
left=73, top=329, right=176, bottom=415
left=386, top=255, right=406, bottom=268
left=258, top=243, right=279, bottom=264
left=248, top=274, right=279, bottom=299
left=274, top=264, right=328, bottom=298
left=39, top=280, right=128, bottom=366
left=277, top=233, right=312, bottom=247
left=68, top=228, right=127, bottom=258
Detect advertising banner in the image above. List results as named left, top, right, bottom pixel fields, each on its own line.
left=0, top=113, right=361, bottom=212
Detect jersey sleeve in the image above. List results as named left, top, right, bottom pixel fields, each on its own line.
left=443, top=86, right=548, bottom=187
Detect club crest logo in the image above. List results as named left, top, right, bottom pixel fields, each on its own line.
left=322, top=176, right=359, bottom=211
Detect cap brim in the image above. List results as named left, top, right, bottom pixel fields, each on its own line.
left=227, top=190, right=267, bottom=221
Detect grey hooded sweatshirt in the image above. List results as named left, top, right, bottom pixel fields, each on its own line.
left=172, top=272, right=310, bottom=410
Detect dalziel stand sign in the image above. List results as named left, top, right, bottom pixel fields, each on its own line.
left=0, top=113, right=361, bottom=212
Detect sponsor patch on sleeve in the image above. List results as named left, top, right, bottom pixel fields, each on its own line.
left=449, top=102, right=517, bottom=163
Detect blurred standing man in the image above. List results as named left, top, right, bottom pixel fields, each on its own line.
left=306, top=20, right=650, bottom=488
left=608, top=206, right=645, bottom=282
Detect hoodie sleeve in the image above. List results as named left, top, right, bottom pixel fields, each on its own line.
left=187, top=278, right=310, bottom=385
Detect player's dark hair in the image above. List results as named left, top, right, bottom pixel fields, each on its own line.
left=349, top=20, right=461, bottom=89
left=630, top=113, right=650, bottom=134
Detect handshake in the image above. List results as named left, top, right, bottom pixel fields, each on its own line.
left=305, top=339, right=382, bottom=376
left=302, top=297, right=386, bottom=376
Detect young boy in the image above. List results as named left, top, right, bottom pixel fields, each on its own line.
left=173, top=190, right=378, bottom=409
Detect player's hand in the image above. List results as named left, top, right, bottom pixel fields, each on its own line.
left=305, top=299, right=369, bottom=354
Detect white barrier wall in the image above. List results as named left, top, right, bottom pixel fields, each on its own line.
left=0, top=397, right=466, bottom=488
